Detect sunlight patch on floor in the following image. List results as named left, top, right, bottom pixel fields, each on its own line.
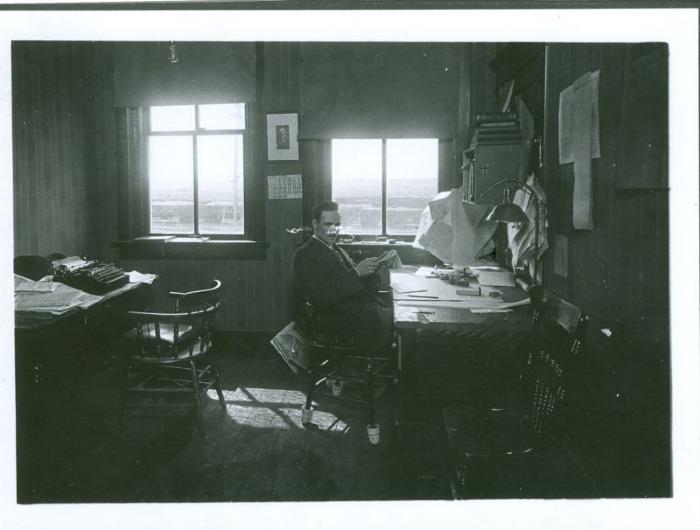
left=212, top=387, right=307, bottom=404
left=207, top=387, right=347, bottom=432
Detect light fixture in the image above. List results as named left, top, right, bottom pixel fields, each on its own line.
left=483, top=178, right=547, bottom=285
left=486, top=187, right=529, bottom=225
left=168, top=41, right=179, bottom=64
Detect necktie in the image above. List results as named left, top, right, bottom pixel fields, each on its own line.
left=331, top=245, right=353, bottom=271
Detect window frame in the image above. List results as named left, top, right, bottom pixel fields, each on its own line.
left=145, top=103, right=253, bottom=240
left=331, top=137, right=439, bottom=239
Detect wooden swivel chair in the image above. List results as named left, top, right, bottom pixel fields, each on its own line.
left=441, top=286, right=589, bottom=498
left=296, top=301, right=397, bottom=444
left=122, top=279, right=225, bottom=437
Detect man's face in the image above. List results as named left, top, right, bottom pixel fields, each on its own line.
left=313, top=210, right=341, bottom=245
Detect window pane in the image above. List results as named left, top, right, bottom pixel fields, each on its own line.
left=199, top=104, right=246, bottom=130
left=149, top=136, right=194, bottom=234
left=332, top=139, right=382, bottom=235
left=386, top=139, right=438, bottom=235
left=150, top=105, right=195, bottom=132
left=198, top=135, right=245, bottom=234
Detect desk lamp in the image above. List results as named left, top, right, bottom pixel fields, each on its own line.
left=483, top=178, right=547, bottom=285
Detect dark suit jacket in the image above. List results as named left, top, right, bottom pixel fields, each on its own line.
left=293, top=237, right=390, bottom=349
left=293, top=236, right=375, bottom=309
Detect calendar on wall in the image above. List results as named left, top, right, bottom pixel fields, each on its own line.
left=267, top=174, right=303, bottom=200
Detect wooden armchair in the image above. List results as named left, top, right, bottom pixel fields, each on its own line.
left=122, top=279, right=225, bottom=437
left=295, top=301, right=397, bottom=444
left=442, top=285, right=589, bottom=498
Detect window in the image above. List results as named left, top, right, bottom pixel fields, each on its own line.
left=148, top=103, right=246, bottom=235
left=332, top=138, right=438, bottom=236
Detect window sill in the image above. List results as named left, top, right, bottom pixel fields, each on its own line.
left=112, top=237, right=270, bottom=260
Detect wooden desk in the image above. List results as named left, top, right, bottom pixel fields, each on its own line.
left=15, top=281, right=153, bottom=388
left=391, top=269, right=532, bottom=416
left=391, top=269, right=531, bottom=357
left=14, top=281, right=154, bottom=500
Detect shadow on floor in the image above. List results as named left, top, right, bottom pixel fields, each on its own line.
left=16, top=332, right=597, bottom=503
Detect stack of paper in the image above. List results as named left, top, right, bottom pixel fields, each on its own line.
left=472, top=269, right=516, bottom=287
left=14, top=277, right=102, bottom=316
left=127, top=271, right=158, bottom=285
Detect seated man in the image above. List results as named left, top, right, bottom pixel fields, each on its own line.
left=293, top=200, right=393, bottom=352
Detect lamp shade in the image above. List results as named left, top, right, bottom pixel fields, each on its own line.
left=486, top=202, right=529, bottom=224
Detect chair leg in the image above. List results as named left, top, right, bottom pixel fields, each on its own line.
left=367, top=357, right=376, bottom=427
left=119, top=360, right=133, bottom=434
left=301, top=370, right=317, bottom=426
left=190, top=360, right=205, bottom=437
left=365, top=357, right=383, bottom=444
left=305, top=370, right=317, bottom=410
left=211, top=364, right=226, bottom=410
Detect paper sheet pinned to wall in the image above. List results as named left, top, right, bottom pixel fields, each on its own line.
left=572, top=72, right=594, bottom=230
left=559, top=70, right=600, bottom=165
left=558, top=70, right=599, bottom=230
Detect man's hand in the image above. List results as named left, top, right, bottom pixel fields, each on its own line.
left=354, top=257, right=379, bottom=277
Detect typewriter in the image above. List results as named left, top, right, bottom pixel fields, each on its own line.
left=52, top=256, right=130, bottom=295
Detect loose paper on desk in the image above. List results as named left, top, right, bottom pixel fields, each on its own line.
left=15, top=289, right=82, bottom=312
left=396, top=297, right=528, bottom=311
left=15, top=280, right=59, bottom=292
left=15, top=281, right=101, bottom=314
left=391, top=273, right=430, bottom=294
left=128, top=270, right=158, bottom=285
left=414, top=266, right=454, bottom=277
left=473, top=269, right=516, bottom=287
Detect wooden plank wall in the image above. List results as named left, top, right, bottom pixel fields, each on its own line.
left=117, top=43, right=304, bottom=332
left=12, top=43, right=98, bottom=258
left=543, top=44, right=670, bottom=496
left=12, top=41, right=506, bottom=332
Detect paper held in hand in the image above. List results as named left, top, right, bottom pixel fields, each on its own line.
left=374, top=249, right=401, bottom=269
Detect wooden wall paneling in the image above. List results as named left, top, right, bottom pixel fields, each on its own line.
left=242, top=260, right=253, bottom=329
left=54, top=44, right=70, bottom=253
left=12, top=43, right=28, bottom=249
left=13, top=43, right=97, bottom=258
left=543, top=44, right=625, bottom=318
left=41, top=43, right=53, bottom=252
left=262, top=41, right=303, bottom=330
left=467, top=43, right=498, bottom=131
left=92, top=43, right=119, bottom=262
left=542, top=43, right=670, bottom=496
left=30, top=43, right=39, bottom=250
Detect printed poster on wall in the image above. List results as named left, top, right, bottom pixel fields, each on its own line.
left=559, top=70, right=600, bottom=230
left=559, top=70, right=600, bottom=164
left=267, top=174, right=302, bottom=200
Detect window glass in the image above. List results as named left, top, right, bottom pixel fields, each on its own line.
left=197, top=134, right=245, bottom=234
left=149, top=136, right=194, bottom=234
left=150, top=105, right=195, bottom=132
left=199, top=103, right=246, bottom=130
left=331, top=139, right=382, bottom=235
left=386, top=139, right=438, bottom=235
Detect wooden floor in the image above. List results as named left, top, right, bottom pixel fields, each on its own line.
left=15, top=332, right=595, bottom=503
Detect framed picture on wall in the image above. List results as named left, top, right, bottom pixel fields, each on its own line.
left=266, top=113, right=299, bottom=161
